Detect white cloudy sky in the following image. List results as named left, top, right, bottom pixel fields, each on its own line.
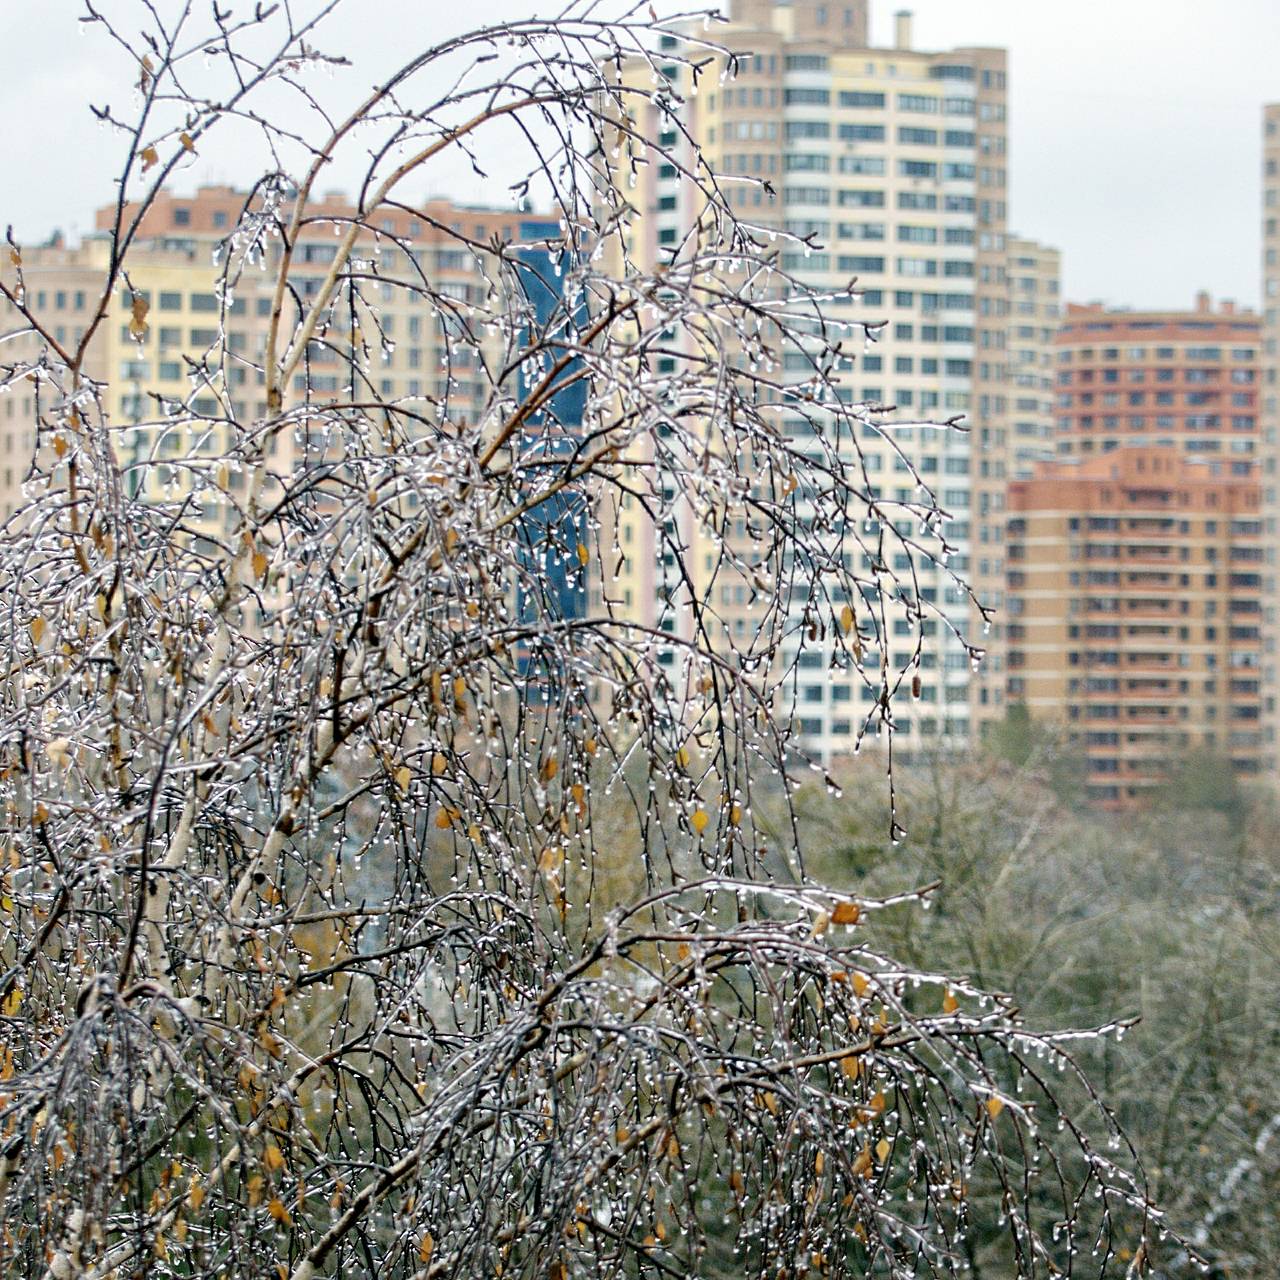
left=2, top=0, right=1276, bottom=310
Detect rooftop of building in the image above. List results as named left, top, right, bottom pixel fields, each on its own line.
left=1059, top=292, right=1259, bottom=332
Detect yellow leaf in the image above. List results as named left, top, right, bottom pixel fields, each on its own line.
left=435, top=809, right=452, bottom=830
left=263, top=1144, right=286, bottom=1174
left=851, top=1147, right=872, bottom=1178
left=432, top=752, right=447, bottom=775
left=180, top=131, right=195, bottom=153
left=53, top=435, right=68, bottom=458
left=418, top=1233, right=434, bottom=1264
left=576, top=541, right=590, bottom=566
left=986, top=1096, right=1005, bottom=1119
left=690, top=809, right=709, bottom=835
left=832, top=901, right=861, bottom=926
left=395, top=765, right=412, bottom=792
left=840, top=1054, right=861, bottom=1080
left=869, top=1090, right=886, bottom=1115
left=811, top=910, right=830, bottom=937
left=452, top=676, right=467, bottom=704
left=675, top=747, right=690, bottom=768
left=542, top=757, right=558, bottom=782
left=570, top=783, right=585, bottom=807
left=942, top=990, right=959, bottom=1015
left=247, top=1174, right=264, bottom=1207
left=8, top=247, right=20, bottom=267
left=729, top=1168, right=744, bottom=1196
left=851, top=972, right=870, bottom=998
left=252, top=550, right=269, bottom=581
left=29, top=617, right=45, bottom=645
left=187, top=1179, right=206, bottom=1213
left=140, top=145, right=159, bottom=172
left=728, top=803, right=742, bottom=826
left=814, top=1150, right=825, bottom=1176
left=762, top=1091, right=778, bottom=1116
left=3, top=987, right=23, bottom=1017
left=840, top=604, right=855, bottom=634
left=267, top=1197, right=292, bottom=1226
left=584, top=737, right=598, bottom=757
left=876, top=1138, right=892, bottom=1163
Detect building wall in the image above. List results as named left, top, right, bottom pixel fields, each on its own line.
left=2, top=191, right=550, bottom=527
left=969, top=234, right=1061, bottom=733
left=1006, top=450, right=1264, bottom=805
left=1053, top=296, right=1260, bottom=463
left=1260, top=104, right=1280, bottom=773
left=614, top=1, right=1014, bottom=762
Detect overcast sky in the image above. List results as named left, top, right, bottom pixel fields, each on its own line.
left=2, top=0, right=1276, bottom=310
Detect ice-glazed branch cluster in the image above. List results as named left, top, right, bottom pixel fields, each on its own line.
left=0, top=2, right=1191, bottom=1278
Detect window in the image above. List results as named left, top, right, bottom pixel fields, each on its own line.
left=897, top=257, right=938, bottom=277
left=190, top=293, right=220, bottom=312
left=839, top=221, right=886, bottom=240
left=173, top=207, right=191, bottom=226
left=838, top=155, right=886, bottom=175
left=944, top=130, right=976, bottom=147
left=899, top=127, right=938, bottom=145
left=898, top=94, right=940, bottom=113
left=899, top=160, right=938, bottom=179
left=159, top=291, right=182, bottom=311
left=784, top=187, right=831, bottom=205
left=785, top=88, right=831, bottom=106
left=786, top=154, right=831, bottom=172
left=838, top=123, right=886, bottom=142
left=838, top=190, right=886, bottom=208
left=839, top=90, right=885, bottom=108
left=785, top=54, right=829, bottom=71
left=786, top=121, right=831, bottom=141
left=898, top=225, right=937, bottom=243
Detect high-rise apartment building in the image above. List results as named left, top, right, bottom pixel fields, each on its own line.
left=969, top=235, right=1061, bottom=732
left=1260, top=104, right=1280, bottom=771
left=613, top=0, right=1014, bottom=761
left=1053, top=296, right=1261, bottom=463
left=0, top=189, right=564, bottom=526
left=998, top=295, right=1266, bottom=796
left=1005, top=450, right=1264, bottom=805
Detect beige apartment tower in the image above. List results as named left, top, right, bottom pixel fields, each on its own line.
left=612, top=0, right=1014, bottom=762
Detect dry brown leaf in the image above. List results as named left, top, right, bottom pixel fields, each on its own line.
left=832, top=901, right=861, bottom=926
